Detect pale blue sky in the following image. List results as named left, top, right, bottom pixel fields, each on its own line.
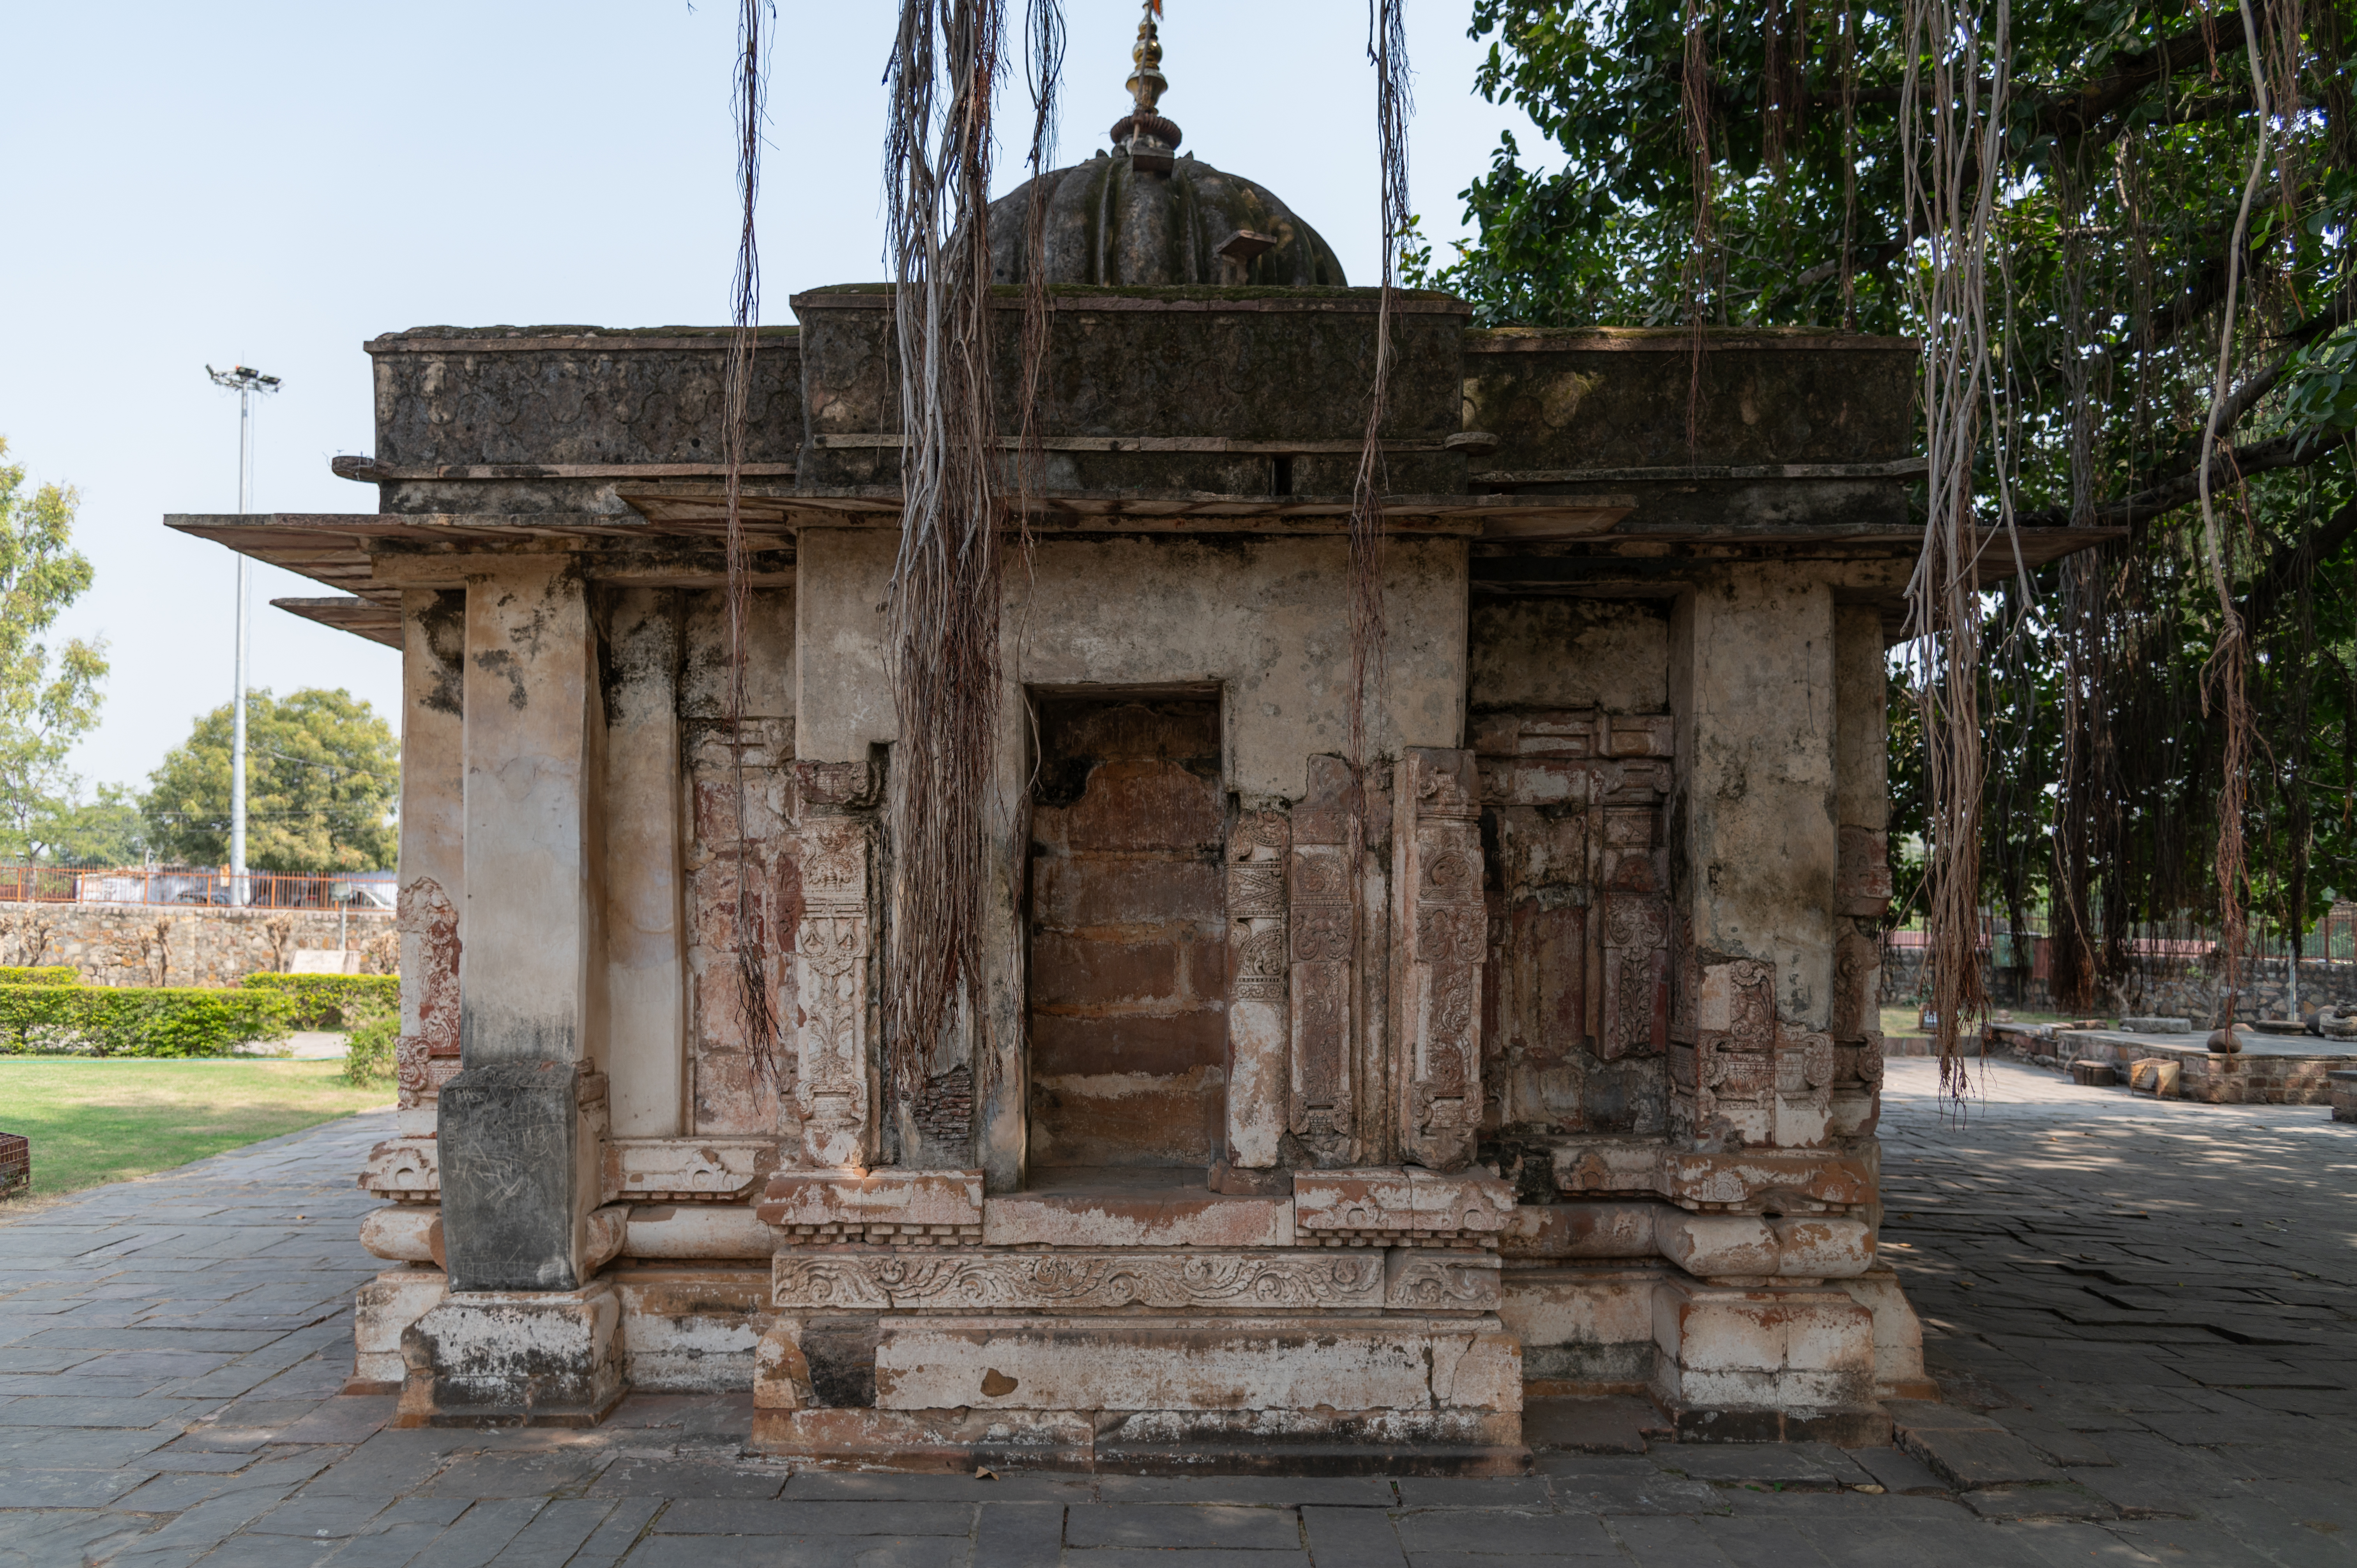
left=0, top=2, right=1539, bottom=796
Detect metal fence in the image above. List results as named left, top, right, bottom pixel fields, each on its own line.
left=0, top=866, right=396, bottom=911
left=1883, top=902, right=2357, bottom=968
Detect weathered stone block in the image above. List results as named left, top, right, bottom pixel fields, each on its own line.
left=1499, top=1265, right=1659, bottom=1391
left=438, top=1060, right=590, bottom=1291
left=1500, top=1200, right=1661, bottom=1259
left=753, top=1317, right=814, bottom=1409
left=1550, top=1139, right=1663, bottom=1195
left=606, top=1137, right=778, bottom=1203
left=759, top=1169, right=984, bottom=1245
left=1650, top=1278, right=1878, bottom=1418
left=359, top=1205, right=443, bottom=1267
left=982, top=1189, right=1292, bottom=1248
left=358, top=1136, right=439, bottom=1201
left=870, top=1315, right=1520, bottom=1415
left=396, top=1283, right=625, bottom=1427
left=352, top=1268, right=448, bottom=1393
left=1831, top=1263, right=1937, bottom=1400
left=1293, top=1168, right=1514, bottom=1243
left=612, top=1266, right=770, bottom=1393
left=1658, top=1148, right=1873, bottom=1212
left=621, top=1202, right=776, bottom=1259
left=1652, top=1210, right=1874, bottom=1281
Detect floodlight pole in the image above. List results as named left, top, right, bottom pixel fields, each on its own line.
left=206, top=366, right=281, bottom=908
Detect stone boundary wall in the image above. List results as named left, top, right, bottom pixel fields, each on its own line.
left=1879, top=943, right=2357, bottom=1022
left=0, top=902, right=394, bottom=988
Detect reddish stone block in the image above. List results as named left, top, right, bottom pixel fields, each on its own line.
left=1028, top=1008, right=1228, bottom=1077
left=1058, top=758, right=1225, bottom=852
left=1028, top=933, right=1184, bottom=1009
left=1029, top=1067, right=1222, bottom=1167
left=1500, top=1200, right=1662, bottom=1259
left=1032, top=855, right=1223, bottom=929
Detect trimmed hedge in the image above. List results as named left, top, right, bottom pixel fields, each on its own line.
left=239, top=972, right=399, bottom=1029
left=0, top=966, right=78, bottom=986
left=0, top=985, right=294, bottom=1058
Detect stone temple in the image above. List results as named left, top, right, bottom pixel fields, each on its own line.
left=168, top=47, right=2103, bottom=1471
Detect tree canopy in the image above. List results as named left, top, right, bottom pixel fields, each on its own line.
left=143, top=689, right=399, bottom=875
left=1415, top=0, right=2357, bottom=1007
left=0, top=437, right=111, bottom=865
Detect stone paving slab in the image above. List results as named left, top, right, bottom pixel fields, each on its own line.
left=0, top=1063, right=2352, bottom=1565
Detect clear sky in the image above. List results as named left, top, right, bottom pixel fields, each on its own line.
left=0, top=1, right=1539, bottom=800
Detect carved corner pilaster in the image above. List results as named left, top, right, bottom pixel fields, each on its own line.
left=1226, top=809, right=1290, bottom=1170
left=1836, top=825, right=1893, bottom=918
left=1394, top=749, right=1485, bottom=1172
left=792, top=817, right=875, bottom=1170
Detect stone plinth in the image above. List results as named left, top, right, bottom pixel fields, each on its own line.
left=1650, top=1277, right=1889, bottom=1445
left=749, top=1313, right=1525, bottom=1475
left=396, top=1284, right=626, bottom=1428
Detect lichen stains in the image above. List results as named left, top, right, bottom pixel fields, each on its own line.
left=473, top=648, right=527, bottom=711
left=417, top=590, right=466, bottom=717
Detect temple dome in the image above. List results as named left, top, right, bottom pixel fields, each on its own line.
left=986, top=148, right=1348, bottom=289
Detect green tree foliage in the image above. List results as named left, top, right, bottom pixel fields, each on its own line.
left=0, top=438, right=110, bottom=863
left=1419, top=0, right=2357, bottom=1003
left=143, top=689, right=399, bottom=874
left=34, top=784, right=146, bottom=869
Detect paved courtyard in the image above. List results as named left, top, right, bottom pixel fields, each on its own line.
left=2, top=1058, right=2352, bottom=1567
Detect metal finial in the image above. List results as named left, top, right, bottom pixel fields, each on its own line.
left=1125, top=0, right=1167, bottom=120
left=1113, top=0, right=1182, bottom=173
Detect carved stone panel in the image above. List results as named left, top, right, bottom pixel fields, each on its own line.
left=1383, top=1250, right=1502, bottom=1310
left=685, top=717, right=796, bottom=1137
left=1836, top=825, right=1894, bottom=917
left=1226, top=810, right=1289, bottom=1170
left=793, top=818, right=875, bottom=1169
left=770, top=1249, right=1387, bottom=1312
left=1395, top=749, right=1486, bottom=1172
left=1679, top=959, right=1835, bottom=1149
left=395, top=876, right=461, bottom=1116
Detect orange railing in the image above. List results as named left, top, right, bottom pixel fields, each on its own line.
left=0, top=866, right=395, bottom=911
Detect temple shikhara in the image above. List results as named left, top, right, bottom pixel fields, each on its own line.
left=166, top=23, right=2103, bottom=1472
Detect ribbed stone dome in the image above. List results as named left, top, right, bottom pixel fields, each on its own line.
left=986, top=148, right=1347, bottom=289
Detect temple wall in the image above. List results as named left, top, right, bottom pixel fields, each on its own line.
left=336, top=305, right=1946, bottom=1448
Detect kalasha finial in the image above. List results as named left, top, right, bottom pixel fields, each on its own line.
left=1112, top=0, right=1182, bottom=174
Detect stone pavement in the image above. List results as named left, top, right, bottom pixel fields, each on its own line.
left=2, top=1061, right=2352, bottom=1567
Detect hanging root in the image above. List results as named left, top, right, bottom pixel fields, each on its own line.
left=883, top=0, right=1009, bottom=1116
left=1349, top=0, right=1410, bottom=803
left=1900, top=0, right=2009, bottom=1104
left=2196, top=0, right=2273, bottom=1033
left=726, top=0, right=781, bottom=1081
left=1015, top=0, right=1063, bottom=531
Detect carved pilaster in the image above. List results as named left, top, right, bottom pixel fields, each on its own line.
left=1288, top=763, right=1355, bottom=1165
left=1677, top=959, right=1834, bottom=1149
left=1395, top=749, right=1485, bottom=1172
left=1596, top=805, right=1670, bottom=1063
left=1225, top=810, right=1290, bottom=1169
left=793, top=818, right=875, bottom=1170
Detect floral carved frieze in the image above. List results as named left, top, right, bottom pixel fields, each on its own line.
left=769, top=1250, right=1387, bottom=1312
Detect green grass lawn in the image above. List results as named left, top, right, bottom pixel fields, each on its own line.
left=0, top=1059, right=392, bottom=1201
